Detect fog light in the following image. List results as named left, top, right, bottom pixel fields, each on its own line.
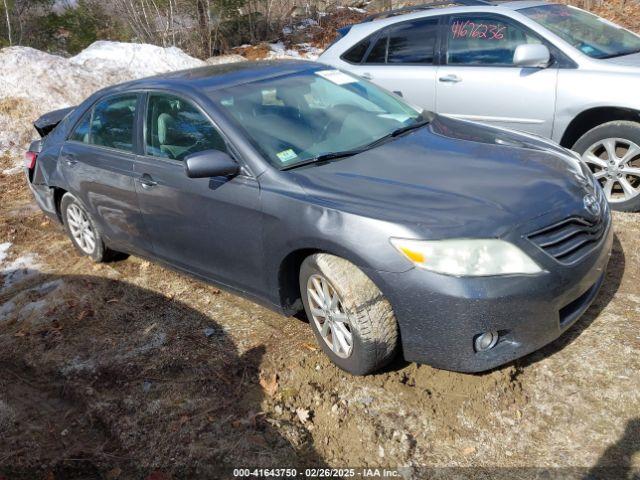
left=474, top=331, right=499, bottom=352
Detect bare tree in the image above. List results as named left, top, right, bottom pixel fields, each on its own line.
left=2, top=0, right=12, bottom=45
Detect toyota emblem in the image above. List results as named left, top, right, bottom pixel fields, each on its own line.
left=583, top=194, right=601, bottom=217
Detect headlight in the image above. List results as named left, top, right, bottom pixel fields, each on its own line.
left=390, top=238, right=543, bottom=276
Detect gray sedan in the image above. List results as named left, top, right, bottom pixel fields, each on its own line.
left=25, top=61, right=611, bottom=374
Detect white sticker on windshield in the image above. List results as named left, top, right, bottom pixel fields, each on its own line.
left=379, top=113, right=412, bottom=123
left=276, top=149, right=298, bottom=163
left=316, top=70, right=357, bottom=85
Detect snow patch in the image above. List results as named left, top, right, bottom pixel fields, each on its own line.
left=0, top=300, right=15, bottom=321
left=62, top=356, right=97, bottom=376
left=33, top=279, right=64, bottom=295
left=282, top=18, right=318, bottom=35
left=70, top=41, right=206, bottom=82
left=0, top=243, right=47, bottom=316
left=0, top=279, right=64, bottom=322
left=2, top=165, right=22, bottom=176
left=0, top=243, right=11, bottom=263
left=1, top=253, right=41, bottom=292
left=0, top=41, right=205, bottom=173
left=0, top=46, right=107, bottom=111
left=267, top=42, right=321, bottom=61
left=0, top=41, right=204, bottom=113
left=205, top=54, right=247, bottom=65
left=19, top=299, right=48, bottom=316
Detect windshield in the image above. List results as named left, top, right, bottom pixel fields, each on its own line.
left=521, top=4, right=640, bottom=59
left=210, top=69, right=424, bottom=169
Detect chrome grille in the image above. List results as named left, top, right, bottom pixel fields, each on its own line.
left=527, top=216, right=606, bottom=264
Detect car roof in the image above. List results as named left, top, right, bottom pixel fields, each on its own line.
left=105, top=59, right=319, bottom=95
left=499, top=1, right=549, bottom=10
left=351, top=0, right=550, bottom=29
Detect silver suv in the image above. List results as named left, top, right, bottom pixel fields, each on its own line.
left=319, top=0, right=640, bottom=211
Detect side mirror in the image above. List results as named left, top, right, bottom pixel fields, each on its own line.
left=513, top=44, right=551, bottom=68
left=184, top=150, right=240, bottom=179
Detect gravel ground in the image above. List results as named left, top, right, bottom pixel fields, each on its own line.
left=0, top=166, right=638, bottom=479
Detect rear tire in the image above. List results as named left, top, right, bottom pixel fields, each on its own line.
left=299, top=254, right=398, bottom=375
left=572, top=120, right=640, bottom=212
left=61, top=193, right=112, bottom=263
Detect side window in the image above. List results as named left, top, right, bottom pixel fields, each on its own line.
left=90, top=95, right=138, bottom=152
left=366, top=36, right=387, bottom=63
left=387, top=19, right=439, bottom=64
left=447, top=16, right=542, bottom=66
left=341, top=38, right=371, bottom=64
left=364, top=19, right=439, bottom=64
left=69, top=110, right=92, bottom=143
left=146, top=93, right=227, bottom=161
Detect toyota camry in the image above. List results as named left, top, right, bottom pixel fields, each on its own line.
left=25, top=60, right=612, bottom=375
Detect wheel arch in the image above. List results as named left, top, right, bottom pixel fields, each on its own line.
left=560, top=106, right=640, bottom=149
left=277, top=248, right=324, bottom=315
left=275, top=244, right=376, bottom=315
left=51, top=186, right=68, bottom=223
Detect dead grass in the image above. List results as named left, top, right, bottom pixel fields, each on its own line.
left=0, top=97, right=34, bottom=118
left=300, top=9, right=369, bottom=48
left=232, top=43, right=273, bottom=60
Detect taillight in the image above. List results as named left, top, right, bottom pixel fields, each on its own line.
left=24, top=151, right=37, bottom=169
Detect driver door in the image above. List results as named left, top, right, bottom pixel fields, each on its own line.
left=436, top=14, right=559, bottom=137
left=134, top=92, right=264, bottom=294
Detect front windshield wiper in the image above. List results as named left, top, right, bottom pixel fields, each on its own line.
left=361, top=117, right=432, bottom=151
left=280, top=114, right=433, bottom=171
left=280, top=149, right=364, bottom=171
left=390, top=118, right=431, bottom=138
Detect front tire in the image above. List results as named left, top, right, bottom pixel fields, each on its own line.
left=299, top=254, right=399, bottom=375
left=572, top=121, right=640, bottom=212
left=61, top=193, right=108, bottom=262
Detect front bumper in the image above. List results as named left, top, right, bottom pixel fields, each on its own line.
left=368, top=216, right=613, bottom=373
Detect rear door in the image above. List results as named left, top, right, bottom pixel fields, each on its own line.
left=134, top=91, right=263, bottom=293
left=436, top=13, right=559, bottom=137
left=60, top=93, right=149, bottom=255
left=342, top=17, right=441, bottom=110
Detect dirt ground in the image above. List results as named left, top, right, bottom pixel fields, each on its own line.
left=0, top=157, right=639, bottom=479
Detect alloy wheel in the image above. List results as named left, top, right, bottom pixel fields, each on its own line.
left=306, top=274, right=354, bottom=359
left=582, top=138, right=640, bottom=203
left=66, top=204, right=96, bottom=254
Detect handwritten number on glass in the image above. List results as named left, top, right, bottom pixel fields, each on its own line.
left=451, top=21, right=507, bottom=40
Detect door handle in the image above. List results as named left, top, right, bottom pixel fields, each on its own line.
left=361, top=72, right=373, bottom=80
left=438, top=74, right=462, bottom=83
left=139, top=174, right=158, bottom=189
left=63, top=154, right=78, bottom=166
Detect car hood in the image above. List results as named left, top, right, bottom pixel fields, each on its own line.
left=291, top=115, right=595, bottom=238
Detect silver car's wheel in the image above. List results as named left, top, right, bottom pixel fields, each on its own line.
left=306, top=274, right=353, bottom=359
left=582, top=137, right=640, bottom=203
left=66, top=203, right=97, bottom=254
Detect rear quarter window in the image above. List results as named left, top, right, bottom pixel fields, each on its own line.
left=69, top=110, right=91, bottom=143
left=362, top=18, right=439, bottom=65
left=341, top=38, right=371, bottom=63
